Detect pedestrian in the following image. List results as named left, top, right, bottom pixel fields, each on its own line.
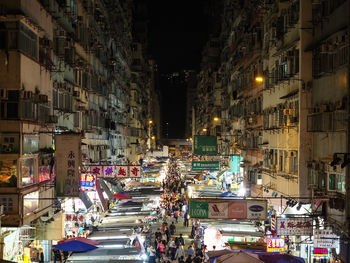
left=175, top=245, right=185, bottom=262
left=179, top=233, right=185, bottom=246
left=170, top=222, right=176, bottom=235
left=187, top=244, right=194, bottom=258
left=185, top=255, right=193, bottom=263
left=149, top=246, right=156, bottom=263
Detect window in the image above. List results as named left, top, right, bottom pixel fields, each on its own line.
left=19, top=24, right=37, bottom=59
left=21, top=158, right=36, bottom=186
left=328, top=173, right=345, bottom=192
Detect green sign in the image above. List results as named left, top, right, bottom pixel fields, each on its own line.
left=193, top=136, right=217, bottom=155
left=192, top=161, right=220, bottom=171
left=189, top=200, right=208, bottom=218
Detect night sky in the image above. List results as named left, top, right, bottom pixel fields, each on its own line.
left=144, top=0, right=210, bottom=139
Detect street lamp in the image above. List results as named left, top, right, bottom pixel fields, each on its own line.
left=202, top=128, right=207, bottom=132
left=255, top=76, right=264, bottom=83
left=213, top=117, right=220, bottom=122
left=149, top=120, right=153, bottom=124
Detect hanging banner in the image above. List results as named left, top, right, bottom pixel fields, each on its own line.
left=129, top=165, right=141, bottom=178
left=208, top=202, right=228, bottom=219
left=115, top=166, right=129, bottom=178
left=189, top=200, right=209, bottom=218
left=192, top=161, right=220, bottom=171
left=193, top=135, right=217, bottom=155
left=55, top=134, right=81, bottom=197
left=102, top=165, right=117, bottom=178
left=276, top=217, right=312, bottom=236
left=90, top=166, right=103, bottom=177
left=313, top=229, right=339, bottom=248
left=189, top=199, right=267, bottom=220
left=247, top=200, right=267, bottom=219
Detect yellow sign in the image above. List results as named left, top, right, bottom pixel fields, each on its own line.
left=267, top=238, right=285, bottom=253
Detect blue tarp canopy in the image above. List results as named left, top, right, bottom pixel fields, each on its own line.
left=53, top=240, right=98, bottom=252
left=220, top=191, right=237, bottom=197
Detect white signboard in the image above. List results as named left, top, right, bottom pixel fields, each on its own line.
left=208, top=202, right=228, bottom=219
left=314, top=229, right=339, bottom=248
left=55, top=134, right=81, bottom=197
left=276, top=217, right=312, bottom=236
left=115, top=166, right=129, bottom=178
left=247, top=200, right=267, bottom=220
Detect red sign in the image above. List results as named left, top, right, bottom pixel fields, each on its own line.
left=228, top=201, right=247, bottom=219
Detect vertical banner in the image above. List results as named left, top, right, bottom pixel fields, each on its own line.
left=55, top=134, right=81, bottom=197
left=193, top=136, right=217, bottom=155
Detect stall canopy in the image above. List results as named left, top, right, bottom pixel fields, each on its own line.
left=114, top=192, right=132, bottom=199
left=99, top=178, right=114, bottom=200
left=53, top=238, right=99, bottom=252
left=216, top=251, right=263, bottom=263
left=80, top=191, right=93, bottom=209
left=258, top=254, right=305, bottom=263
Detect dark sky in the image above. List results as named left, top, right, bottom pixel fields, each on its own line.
left=144, top=0, right=210, bottom=139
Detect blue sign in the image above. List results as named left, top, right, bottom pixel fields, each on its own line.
left=230, top=156, right=242, bottom=173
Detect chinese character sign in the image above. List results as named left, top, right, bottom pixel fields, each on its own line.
left=129, top=166, right=141, bottom=178
left=276, top=217, right=312, bottom=236
left=116, top=166, right=129, bottom=178
left=55, top=134, right=81, bottom=197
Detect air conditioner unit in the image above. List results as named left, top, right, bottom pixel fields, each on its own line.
left=40, top=95, right=48, bottom=103
left=23, top=91, right=33, bottom=99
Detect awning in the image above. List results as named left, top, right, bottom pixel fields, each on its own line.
left=99, top=178, right=114, bottom=200
left=279, top=89, right=299, bottom=99
left=80, top=191, right=93, bottom=210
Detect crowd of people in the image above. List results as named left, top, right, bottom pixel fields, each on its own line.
left=145, top=160, right=210, bottom=263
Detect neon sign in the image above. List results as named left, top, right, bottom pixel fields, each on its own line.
left=267, top=238, right=285, bottom=253
left=312, top=248, right=330, bottom=259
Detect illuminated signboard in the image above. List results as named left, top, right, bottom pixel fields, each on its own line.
left=312, top=248, right=330, bottom=259
left=39, top=165, right=50, bottom=182
left=267, top=238, right=285, bottom=253
left=81, top=173, right=96, bottom=190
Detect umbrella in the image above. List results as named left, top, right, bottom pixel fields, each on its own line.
left=216, top=251, right=263, bottom=263
left=258, top=254, right=305, bottom=263
left=114, top=192, right=132, bottom=199
left=53, top=239, right=98, bottom=252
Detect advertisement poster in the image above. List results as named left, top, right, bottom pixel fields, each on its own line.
left=189, top=199, right=267, bottom=220
left=39, top=165, right=50, bottom=182
left=55, top=134, right=81, bottom=197
left=193, top=136, right=217, bottom=155
left=247, top=200, right=267, bottom=219
left=0, top=160, right=17, bottom=187
left=189, top=200, right=209, bottom=218
left=267, top=238, right=285, bottom=253
left=208, top=202, right=228, bottom=219
left=228, top=201, right=247, bottom=219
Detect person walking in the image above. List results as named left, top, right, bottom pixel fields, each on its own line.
left=175, top=245, right=185, bottom=262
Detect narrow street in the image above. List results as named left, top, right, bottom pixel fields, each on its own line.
left=65, top=158, right=196, bottom=263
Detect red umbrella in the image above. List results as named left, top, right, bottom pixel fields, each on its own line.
left=113, top=192, right=132, bottom=199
